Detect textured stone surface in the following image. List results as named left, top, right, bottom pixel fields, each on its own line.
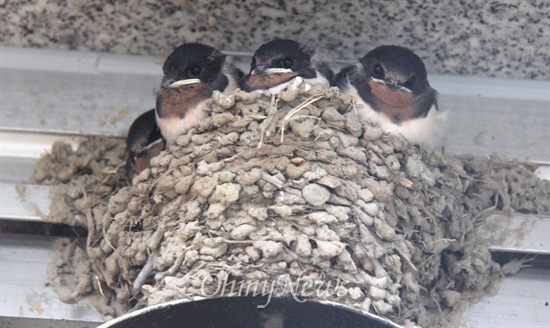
left=1, top=0, right=548, bottom=79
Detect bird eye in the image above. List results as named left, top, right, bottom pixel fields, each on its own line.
left=283, top=58, right=294, bottom=68
left=191, top=66, right=202, bottom=76
left=372, top=64, right=384, bottom=77
left=405, top=76, right=416, bottom=88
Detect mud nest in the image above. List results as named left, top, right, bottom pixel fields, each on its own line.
left=36, top=81, right=550, bottom=327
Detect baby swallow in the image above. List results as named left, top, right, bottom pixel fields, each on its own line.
left=243, top=39, right=333, bottom=94
left=155, top=42, right=241, bottom=146
left=126, top=108, right=164, bottom=181
left=125, top=43, right=241, bottom=180
left=334, top=45, right=444, bottom=148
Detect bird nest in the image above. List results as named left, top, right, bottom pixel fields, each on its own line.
left=37, top=81, right=549, bottom=327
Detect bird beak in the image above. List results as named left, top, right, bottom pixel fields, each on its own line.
left=372, top=77, right=412, bottom=93
left=252, top=66, right=293, bottom=75
left=264, top=68, right=293, bottom=74
left=162, top=78, right=202, bottom=90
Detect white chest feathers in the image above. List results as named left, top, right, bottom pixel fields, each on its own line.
left=349, top=88, right=446, bottom=149
left=155, top=100, right=209, bottom=146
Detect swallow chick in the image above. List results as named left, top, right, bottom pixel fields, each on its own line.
left=156, top=42, right=241, bottom=146
left=243, top=39, right=333, bottom=94
left=126, top=108, right=164, bottom=181
left=125, top=43, right=241, bottom=181
left=334, top=45, right=444, bottom=148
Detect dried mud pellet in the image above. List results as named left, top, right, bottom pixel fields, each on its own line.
left=247, top=207, right=268, bottom=221
left=302, top=183, right=330, bottom=206
left=359, top=201, right=378, bottom=217
left=253, top=240, right=283, bottom=258
left=242, top=185, right=260, bottom=197
left=313, top=140, right=333, bottom=150
left=245, top=246, right=261, bottom=262
left=353, top=207, right=374, bottom=226
left=371, top=164, right=392, bottom=180
left=382, top=292, right=403, bottom=310
left=335, top=185, right=357, bottom=200
left=236, top=168, right=262, bottom=185
left=289, top=261, right=302, bottom=276
left=273, top=156, right=291, bottom=172
left=197, top=117, right=213, bottom=131
left=303, top=167, right=327, bottom=181
left=315, top=175, right=341, bottom=189
left=324, top=205, right=350, bottom=221
left=357, top=188, right=374, bottom=203
left=315, top=240, right=345, bottom=258
left=289, top=119, right=315, bottom=140
left=314, top=149, right=339, bottom=162
left=336, top=131, right=359, bottom=148
left=295, top=149, right=316, bottom=161
left=268, top=261, right=288, bottom=272
left=328, top=193, right=352, bottom=206
left=191, top=175, right=219, bottom=198
left=177, top=221, right=200, bottom=240
left=336, top=250, right=356, bottom=270
left=313, top=126, right=337, bottom=141
left=147, top=226, right=167, bottom=251
left=384, top=155, right=401, bottom=171
left=373, top=299, right=393, bottom=315
left=126, top=198, right=142, bottom=216
left=199, top=244, right=228, bottom=258
left=309, top=212, right=338, bottom=224
left=336, top=145, right=366, bottom=163
left=394, top=184, right=409, bottom=200
left=66, top=184, right=83, bottom=199
left=363, top=126, right=383, bottom=141
left=322, top=107, right=346, bottom=127
left=185, top=200, right=202, bottom=219
left=361, top=178, right=394, bottom=202
left=107, top=187, right=132, bottom=214
left=209, top=183, right=242, bottom=204
left=348, top=287, right=364, bottom=300
left=342, top=162, right=359, bottom=178
left=316, top=224, right=340, bottom=241
left=205, top=203, right=227, bottom=220
left=375, top=139, right=394, bottom=155
left=275, top=190, right=307, bottom=205
left=215, top=131, right=240, bottom=146
left=405, top=155, right=423, bottom=178
left=327, top=135, right=339, bottom=148
left=344, top=113, right=364, bottom=137
left=374, top=218, right=397, bottom=241
left=267, top=205, right=292, bottom=218
left=368, top=287, right=389, bottom=303
left=156, top=175, right=176, bottom=193
left=211, top=90, right=236, bottom=109
left=196, top=161, right=224, bottom=176
left=212, top=112, right=236, bottom=127
left=218, top=170, right=236, bottom=183
left=366, top=149, right=384, bottom=166
left=257, top=144, right=296, bottom=156
left=285, top=162, right=312, bottom=179
left=431, top=195, right=447, bottom=213
left=230, top=224, right=257, bottom=240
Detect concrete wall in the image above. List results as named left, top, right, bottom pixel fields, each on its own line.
left=1, top=0, right=548, bottom=79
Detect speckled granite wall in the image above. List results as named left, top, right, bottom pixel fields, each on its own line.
left=1, top=0, right=548, bottom=79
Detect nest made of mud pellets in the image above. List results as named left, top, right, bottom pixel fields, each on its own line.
left=40, top=81, right=549, bottom=327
